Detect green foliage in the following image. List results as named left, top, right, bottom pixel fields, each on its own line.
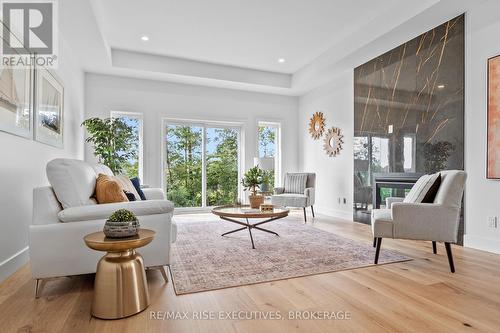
left=206, top=129, right=239, bottom=206
left=82, top=117, right=138, bottom=174
left=108, top=209, right=137, bottom=222
left=241, top=166, right=263, bottom=195
left=164, top=126, right=240, bottom=207
left=258, top=126, right=276, bottom=157
left=423, top=141, right=455, bottom=173
left=165, top=125, right=203, bottom=207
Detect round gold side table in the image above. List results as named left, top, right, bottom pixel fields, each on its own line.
left=84, top=229, right=155, bottom=319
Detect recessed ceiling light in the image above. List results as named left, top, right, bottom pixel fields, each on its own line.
left=278, top=58, right=285, bottom=63
left=437, top=84, right=445, bottom=89
left=141, top=35, right=149, bottom=41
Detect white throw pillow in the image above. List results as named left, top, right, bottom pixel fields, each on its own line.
left=114, top=174, right=141, bottom=200
left=404, top=173, right=441, bottom=204
left=91, top=163, right=114, bottom=177
left=46, top=159, right=98, bottom=209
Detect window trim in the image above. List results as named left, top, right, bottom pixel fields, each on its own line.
left=161, top=117, right=244, bottom=209
left=110, top=111, right=144, bottom=182
left=257, top=121, right=282, bottom=187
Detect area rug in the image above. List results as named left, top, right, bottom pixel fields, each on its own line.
left=169, top=219, right=410, bottom=295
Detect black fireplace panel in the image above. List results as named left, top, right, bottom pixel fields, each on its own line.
left=353, top=14, right=465, bottom=241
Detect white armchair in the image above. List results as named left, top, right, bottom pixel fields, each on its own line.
left=371, top=170, right=466, bottom=272
left=271, top=173, right=316, bottom=222
left=29, top=159, right=177, bottom=297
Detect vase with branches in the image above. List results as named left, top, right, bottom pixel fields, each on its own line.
left=82, top=117, right=137, bottom=174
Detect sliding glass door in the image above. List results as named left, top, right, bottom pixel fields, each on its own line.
left=163, top=120, right=240, bottom=208
left=206, top=127, right=239, bottom=206
left=164, top=124, right=203, bottom=207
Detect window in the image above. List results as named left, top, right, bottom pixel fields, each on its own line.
left=257, top=122, right=281, bottom=187
left=163, top=120, right=241, bottom=208
left=110, top=111, right=143, bottom=180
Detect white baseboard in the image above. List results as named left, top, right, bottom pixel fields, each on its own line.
left=464, top=234, right=500, bottom=254
left=0, top=247, right=29, bottom=283
left=314, top=206, right=353, bottom=221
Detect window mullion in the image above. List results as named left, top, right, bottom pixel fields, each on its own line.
left=201, top=126, right=207, bottom=207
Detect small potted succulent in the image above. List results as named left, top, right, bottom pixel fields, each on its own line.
left=241, top=166, right=264, bottom=208
left=104, top=209, right=140, bottom=238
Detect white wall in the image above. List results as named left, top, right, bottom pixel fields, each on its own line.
left=84, top=73, right=299, bottom=193
left=298, top=71, right=354, bottom=219
left=297, top=0, right=500, bottom=253
left=463, top=1, right=500, bottom=253
left=0, top=38, right=85, bottom=282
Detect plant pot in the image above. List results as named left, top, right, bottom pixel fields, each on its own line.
left=249, top=194, right=264, bottom=209
left=103, top=220, right=140, bottom=238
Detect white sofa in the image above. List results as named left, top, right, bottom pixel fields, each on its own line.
left=29, top=159, right=177, bottom=296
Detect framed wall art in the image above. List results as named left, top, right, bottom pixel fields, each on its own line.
left=34, top=68, right=64, bottom=148
left=0, top=32, right=33, bottom=139
left=488, top=55, right=500, bottom=179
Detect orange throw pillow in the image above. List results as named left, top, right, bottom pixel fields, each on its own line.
left=95, top=174, right=129, bottom=204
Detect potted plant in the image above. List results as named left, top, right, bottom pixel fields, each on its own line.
left=241, top=166, right=264, bottom=208
left=103, top=209, right=140, bottom=238
left=260, top=170, right=273, bottom=193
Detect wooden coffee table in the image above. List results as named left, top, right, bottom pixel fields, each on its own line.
left=84, top=229, right=155, bottom=319
left=212, top=205, right=289, bottom=249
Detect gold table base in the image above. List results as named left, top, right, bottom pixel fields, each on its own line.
left=92, top=249, right=150, bottom=319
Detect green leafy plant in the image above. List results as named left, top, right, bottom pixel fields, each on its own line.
left=241, top=166, right=263, bottom=195
left=82, top=117, right=137, bottom=174
left=108, top=209, right=137, bottom=222
left=423, top=141, right=455, bottom=174
left=261, top=170, right=272, bottom=185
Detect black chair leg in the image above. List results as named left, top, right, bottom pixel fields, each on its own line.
left=311, top=205, right=315, bottom=218
left=374, top=238, right=382, bottom=264
left=432, top=241, right=437, bottom=254
left=373, top=237, right=377, bottom=248
left=445, top=242, right=455, bottom=273
left=302, top=207, right=307, bottom=222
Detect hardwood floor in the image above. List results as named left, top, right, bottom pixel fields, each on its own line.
left=1, top=211, right=500, bottom=333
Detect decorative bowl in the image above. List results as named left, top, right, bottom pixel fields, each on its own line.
left=103, top=219, right=140, bottom=238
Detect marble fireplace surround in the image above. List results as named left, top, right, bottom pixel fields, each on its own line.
left=353, top=15, right=465, bottom=244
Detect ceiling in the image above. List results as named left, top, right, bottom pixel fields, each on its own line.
left=62, top=0, right=479, bottom=95
left=94, top=0, right=403, bottom=73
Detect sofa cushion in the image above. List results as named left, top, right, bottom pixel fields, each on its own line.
left=271, top=193, right=308, bottom=207
left=404, top=173, right=441, bottom=204
left=284, top=174, right=307, bottom=194
left=131, top=177, right=146, bottom=200
left=95, top=174, right=129, bottom=204
left=114, top=174, right=141, bottom=200
left=46, top=159, right=98, bottom=209
left=58, top=199, right=175, bottom=222
left=91, top=164, right=114, bottom=177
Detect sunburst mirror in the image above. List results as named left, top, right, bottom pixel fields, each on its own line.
left=323, top=127, right=344, bottom=157
left=308, top=111, right=325, bottom=139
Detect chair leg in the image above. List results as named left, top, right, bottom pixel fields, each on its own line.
left=34, top=279, right=42, bottom=299
left=374, top=238, right=382, bottom=264
left=373, top=237, right=377, bottom=248
left=432, top=241, right=437, bottom=254
left=445, top=242, right=455, bottom=273
left=311, top=205, right=315, bottom=218
left=303, top=207, right=307, bottom=222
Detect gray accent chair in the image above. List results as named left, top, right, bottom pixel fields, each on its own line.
left=371, top=170, right=466, bottom=272
left=272, top=173, right=316, bottom=222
